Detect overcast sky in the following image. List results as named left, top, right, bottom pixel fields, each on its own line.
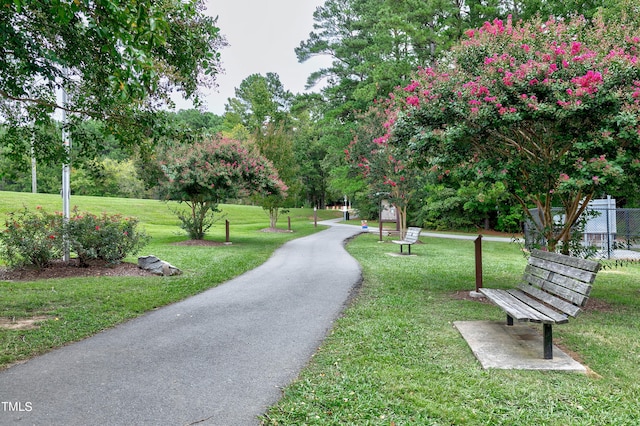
left=173, top=0, right=331, bottom=115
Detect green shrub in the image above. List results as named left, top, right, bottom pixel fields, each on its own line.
left=66, top=207, right=150, bottom=266
left=0, top=206, right=150, bottom=268
left=170, top=202, right=221, bottom=240
left=0, top=206, right=63, bottom=268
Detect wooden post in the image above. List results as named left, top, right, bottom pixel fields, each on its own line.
left=225, top=220, right=230, bottom=244
left=475, top=235, right=483, bottom=292
left=288, top=216, right=291, bottom=231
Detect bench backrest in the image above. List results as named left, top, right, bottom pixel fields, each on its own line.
left=518, top=249, right=600, bottom=318
left=404, top=227, right=422, bottom=243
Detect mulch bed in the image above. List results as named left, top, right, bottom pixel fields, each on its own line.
left=0, top=259, right=155, bottom=282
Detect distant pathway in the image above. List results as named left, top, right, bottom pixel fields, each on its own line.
left=0, top=221, right=363, bottom=425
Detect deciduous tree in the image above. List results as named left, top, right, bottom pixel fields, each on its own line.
left=347, top=106, right=421, bottom=238
left=0, top=0, right=225, bottom=160
left=387, top=16, right=640, bottom=253
left=158, top=137, right=287, bottom=239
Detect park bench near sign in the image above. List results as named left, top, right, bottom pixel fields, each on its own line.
left=479, top=249, right=600, bottom=359
left=392, top=227, right=422, bottom=255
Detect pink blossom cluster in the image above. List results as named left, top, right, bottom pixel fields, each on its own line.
left=569, top=70, right=603, bottom=96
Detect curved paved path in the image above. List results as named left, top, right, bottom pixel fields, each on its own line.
left=0, top=221, right=363, bottom=425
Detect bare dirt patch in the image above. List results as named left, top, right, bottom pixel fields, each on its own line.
left=173, top=239, right=227, bottom=246
left=0, top=316, right=51, bottom=330
left=259, top=227, right=293, bottom=233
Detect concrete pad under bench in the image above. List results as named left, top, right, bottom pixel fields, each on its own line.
left=454, top=320, right=587, bottom=373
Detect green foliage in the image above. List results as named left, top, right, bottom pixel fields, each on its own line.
left=0, top=206, right=63, bottom=268
left=223, top=74, right=304, bottom=207
left=170, top=202, right=223, bottom=240
left=158, top=136, right=287, bottom=239
left=0, top=205, right=149, bottom=268
left=1, top=0, right=225, bottom=163
left=416, top=176, right=523, bottom=232
left=417, top=186, right=476, bottom=231
left=255, top=193, right=289, bottom=229
left=225, top=73, right=293, bottom=131
left=347, top=106, right=424, bottom=236
left=173, top=109, right=224, bottom=135
left=72, top=159, right=148, bottom=198
left=65, top=207, right=150, bottom=266
left=298, top=0, right=455, bottom=118
left=387, top=16, right=640, bottom=252
left=290, top=0, right=636, bottom=228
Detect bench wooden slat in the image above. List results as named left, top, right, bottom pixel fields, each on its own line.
left=525, top=264, right=593, bottom=298
left=517, top=283, right=582, bottom=317
left=392, top=227, right=422, bottom=254
left=479, top=288, right=556, bottom=323
left=532, top=249, right=601, bottom=273
left=506, top=289, right=569, bottom=324
left=393, top=227, right=421, bottom=244
left=528, top=256, right=598, bottom=285
left=522, top=268, right=590, bottom=307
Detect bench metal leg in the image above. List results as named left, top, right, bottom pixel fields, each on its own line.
left=507, top=315, right=513, bottom=326
left=543, top=324, right=553, bottom=359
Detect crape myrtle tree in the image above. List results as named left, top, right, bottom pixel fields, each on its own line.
left=297, top=0, right=628, bottom=211
left=385, top=16, right=640, bottom=253
left=0, top=0, right=224, bottom=163
left=158, top=136, right=287, bottom=240
left=347, top=106, right=421, bottom=238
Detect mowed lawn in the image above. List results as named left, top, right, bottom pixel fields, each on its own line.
left=0, top=190, right=337, bottom=369
left=2, top=190, right=639, bottom=425
left=263, top=233, right=640, bottom=425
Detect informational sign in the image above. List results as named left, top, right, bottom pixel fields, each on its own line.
left=380, top=200, right=397, bottom=222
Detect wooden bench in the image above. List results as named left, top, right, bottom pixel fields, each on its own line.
left=479, top=249, right=600, bottom=359
left=392, top=227, right=421, bottom=255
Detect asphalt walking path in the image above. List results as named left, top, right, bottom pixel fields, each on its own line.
left=0, top=220, right=363, bottom=425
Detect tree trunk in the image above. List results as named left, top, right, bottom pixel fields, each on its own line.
left=525, top=192, right=594, bottom=253
left=396, top=203, right=408, bottom=239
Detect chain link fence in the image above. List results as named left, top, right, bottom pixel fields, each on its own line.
left=524, top=201, right=640, bottom=260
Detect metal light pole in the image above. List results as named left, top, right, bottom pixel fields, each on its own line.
left=30, top=138, right=37, bottom=193
left=61, top=80, right=71, bottom=262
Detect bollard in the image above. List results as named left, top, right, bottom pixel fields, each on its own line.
left=475, top=235, right=483, bottom=291
left=314, top=207, right=317, bottom=227
left=288, top=216, right=291, bottom=231
left=225, top=220, right=231, bottom=244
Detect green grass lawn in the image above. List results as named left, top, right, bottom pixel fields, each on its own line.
left=3, top=191, right=639, bottom=424
left=0, top=190, right=339, bottom=369
left=263, top=233, right=640, bottom=425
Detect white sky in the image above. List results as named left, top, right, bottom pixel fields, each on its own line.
left=173, top=0, right=331, bottom=115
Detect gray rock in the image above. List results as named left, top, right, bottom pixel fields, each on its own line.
left=137, top=255, right=182, bottom=276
